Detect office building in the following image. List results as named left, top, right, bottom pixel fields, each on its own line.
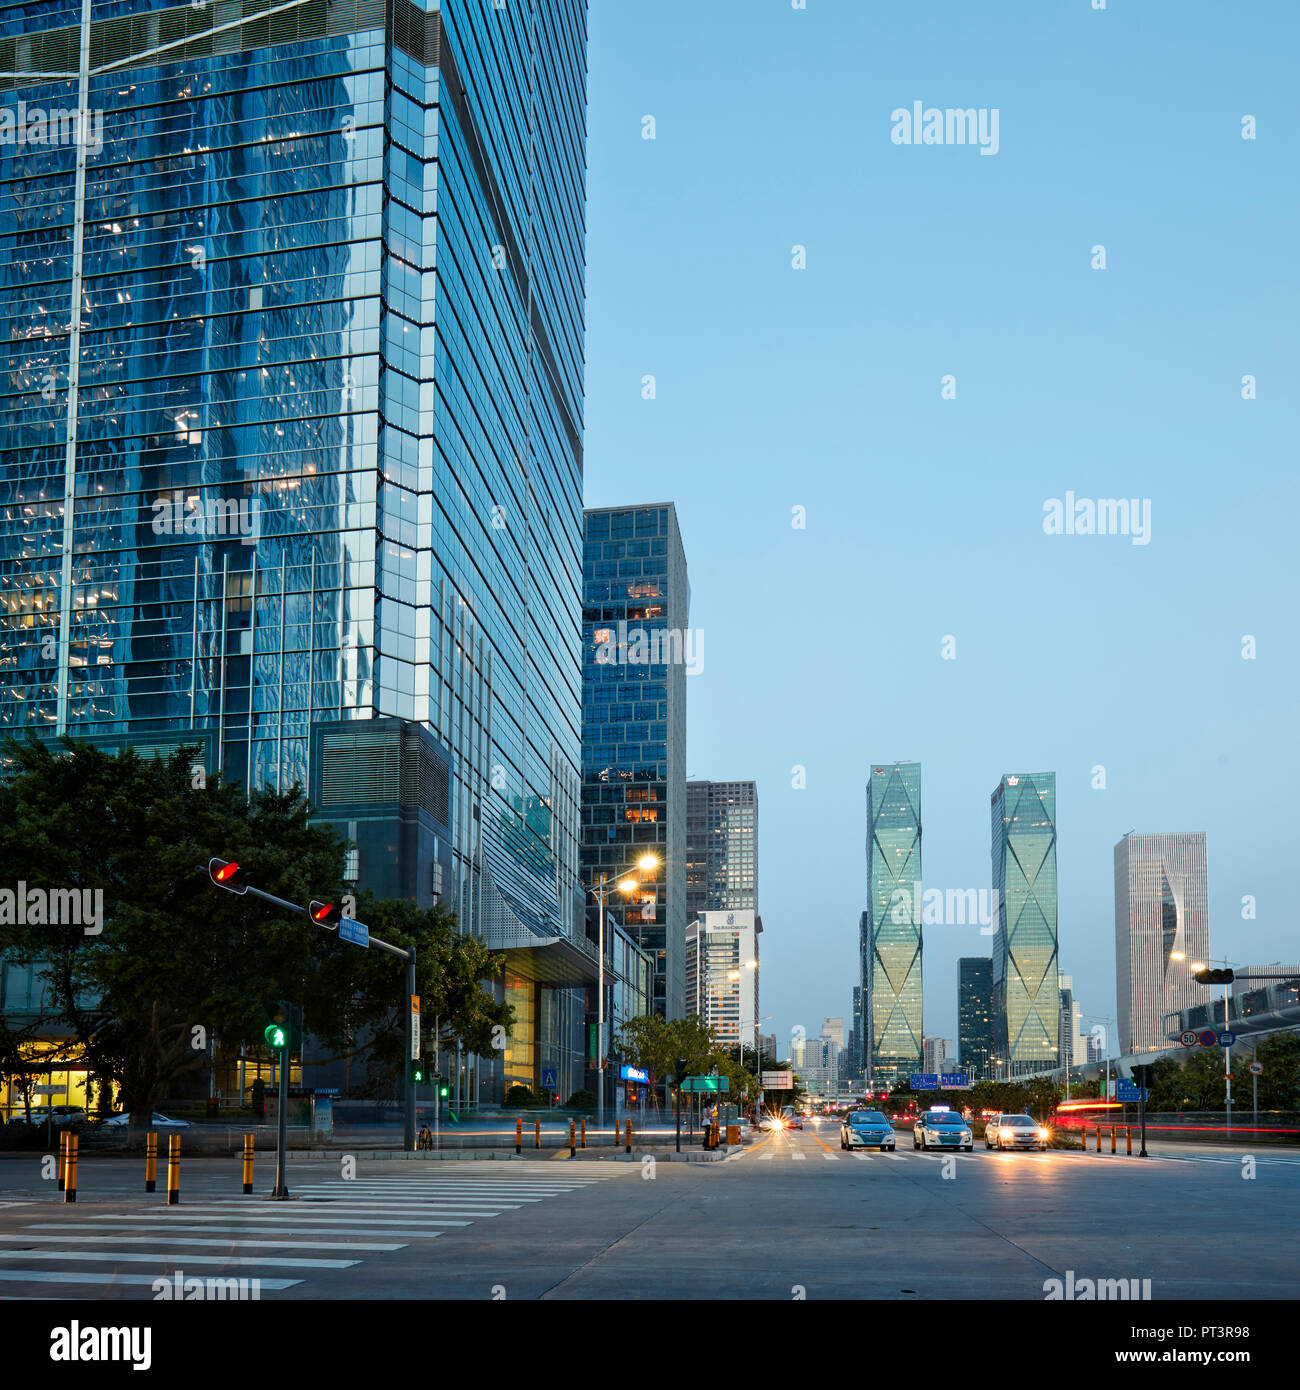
left=958, top=956, right=994, bottom=1082
left=1058, top=973, right=1087, bottom=1071
left=822, top=1017, right=845, bottom=1051
left=686, top=780, right=758, bottom=917
left=863, top=762, right=923, bottom=1086
left=0, top=0, right=592, bottom=1107
left=1114, top=833, right=1210, bottom=1055
left=922, top=1036, right=954, bottom=1074
left=684, top=910, right=759, bottom=1055
left=581, top=504, right=689, bottom=1020
left=990, top=773, right=1059, bottom=1077
left=851, top=984, right=864, bottom=1070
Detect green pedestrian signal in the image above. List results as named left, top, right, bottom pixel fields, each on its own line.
left=438, top=1082, right=449, bottom=1099
left=264, top=1022, right=288, bottom=1050
left=411, top=1060, right=426, bottom=1084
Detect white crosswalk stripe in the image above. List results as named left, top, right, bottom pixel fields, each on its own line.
left=0, top=1165, right=626, bottom=1298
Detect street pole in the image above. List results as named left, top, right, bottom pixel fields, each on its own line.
left=405, top=947, right=417, bottom=1153
left=597, top=880, right=606, bottom=1134
left=271, top=1038, right=289, bottom=1199
left=1223, top=981, right=1232, bottom=1137
left=1252, top=1068, right=1257, bottom=1129
left=675, top=1081, right=681, bottom=1154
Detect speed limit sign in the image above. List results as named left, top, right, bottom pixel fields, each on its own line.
left=1179, top=1029, right=1198, bottom=1047
left=1248, top=1061, right=1263, bottom=1076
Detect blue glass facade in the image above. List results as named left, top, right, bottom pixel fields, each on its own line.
left=581, top=504, right=688, bottom=1021
left=0, top=0, right=591, bottom=1102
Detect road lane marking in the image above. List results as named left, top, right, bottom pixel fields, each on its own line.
left=14, top=1233, right=407, bottom=1252
left=0, top=1249, right=359, bottom=1269
left=0, top=1270, right=301, bottom=1289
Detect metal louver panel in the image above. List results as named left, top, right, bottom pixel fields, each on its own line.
left=318, top=725, right=399, bottom=806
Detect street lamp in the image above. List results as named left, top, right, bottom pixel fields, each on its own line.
left=1192, top=956, right=1237, bottom=1132
left=587, top=853, right=659, bottom=1132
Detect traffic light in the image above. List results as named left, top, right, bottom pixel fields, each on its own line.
left=262, top=1000, right=297, bottom=1052
left=675, top=1058, right=688, bottom=1086
left=1132, top=1063, right=1156, bottom=1087
left=437, top=1081, right=449, bottom=1100
left=264, top=1021, right=289, bottom=1050
left=209, top=858, right=253, bottom=894
left=411, top=1060, right=426, bottom=1085
left=309, top=899, right=342, bottom=929
left=1195, top=968, right=1234, bottom=985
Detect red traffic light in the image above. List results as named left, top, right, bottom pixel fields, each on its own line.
left=309, top=899, right=342, bottom=929
left=208, top=858, right=252, bottom=893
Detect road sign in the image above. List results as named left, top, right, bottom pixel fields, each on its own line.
left=338, top=916, right=369, bottom=948
left=541, top=1068, right=557, bottom=1090
left=1179, top=1029, right=1199, bottom=1047
left=1218, top=1031, right=1236, bottom=1047
left=683, top=1076, right=730, bottom=1092
left=939, top=1072, right=970, bottom=1090
left=1197, top=1030, right=1217, bottom=1047
left=1116, top=1079, right=1147, bottom=1102
left=1248, top=1061, right=1263, bottom=1076
left=910, top=1073, right=940, bottom=1091
left=410, top=995, right=421, bottom=1061
left=30, top=1085, right=63, bottom=1096
left=761, top=1071, right=793, bottom=1089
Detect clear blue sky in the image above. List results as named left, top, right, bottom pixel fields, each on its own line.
left=582, top=0, right=1300, bottom=1054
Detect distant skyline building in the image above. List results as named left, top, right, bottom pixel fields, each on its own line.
left=684, top=910, right=759, bottom=1055
left=851, top=984, right=864, bottom=1071
left=990, top=772, right=1060, bottom=1077
left=922, top=1036, right=954, bottom=1073
left=686, top=780, right=759, bottom=918
left=1114, top=833, right=1210, bottom=1055
left=581, top=505, right=690, bottom=1020
left=864, top=762, right=923, bottom=1087
left=1058, top=973, right=1087, bottom=1072
left=822, top=1017, right=846, bottom=1051
left=958, top=957, right=994, bottom=1081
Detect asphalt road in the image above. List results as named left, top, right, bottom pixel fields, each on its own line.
left=0, top=1118, right=1294, bottom=1300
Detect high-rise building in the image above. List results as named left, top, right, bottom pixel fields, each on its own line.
left=0, top=0, right=591, bottom=1106
left=922, top=1036, right=953, bottom=1073
left=958, top=957, right=994, bottom=1081
left=822, top=1017, right=845, bottom=1051
left=990, top=773, right=1059, bottom=1077
left=851, top=984, right=864, bottom=1070
left=686, top=780, right=758, bottom=917
left=581, top=504, right=689, bottom=1020
left=684, top=910, right=759, bottom=1056
left=1114, top=833, right=1210, bottom=1055
left=1058, top=973, right=1086, bottom=1071
left=863, top=763, right=923, bottom=1086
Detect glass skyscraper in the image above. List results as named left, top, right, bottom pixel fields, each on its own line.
left=0, top=0, right=592, bottom=1103
left=990, top=772, right=1059, bottom=1076
left=685, top=779, right=758, bottom=918
left=958, top=956, right=993, bottom=1082
left=863, top=761, right=922, bottom=1086
left=1114, top=832, right=1210, bottom=1055
left=580, top=503, right=688, bottom=1021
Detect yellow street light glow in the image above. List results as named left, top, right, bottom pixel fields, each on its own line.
left=617, top=879, right=637, bottom=894
left=1191, top=962, right=1205, bottom=972
left=1171, top=951, right=1185, bottom=960
left=636, top=853, right=660, bottom=871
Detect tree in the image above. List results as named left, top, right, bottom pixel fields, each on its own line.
left=0, top=735, right=511, bottom=1124
left=1252, top=1034, right=1300, bottom=1109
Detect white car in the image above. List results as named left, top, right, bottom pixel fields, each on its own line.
left=987, top=1113, right=1049, bottom=1151
left=759, top=1115, right=784, bottom=1131
left=101, top=1111, right=192, bottom=1128
left=840, top=1109, right=896, bottom=1151
left=912, top=1109, right=973, bottom=1151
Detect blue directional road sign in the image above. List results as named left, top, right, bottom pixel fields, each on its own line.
left=541, top=1069, right=558, bottom=1090
left=1116, top=1079, right=1147, bottom=1102
left=939, top=1073, right=970, bottom=1090
left=910, top=1073, right=940, bottom=1090
left=1219, top=1031, right=1236, bottom=1047
left=338, top=916, right=369, bottom=948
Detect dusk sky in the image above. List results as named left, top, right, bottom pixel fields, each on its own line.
left=582, top=0, right=1300, bottom=1053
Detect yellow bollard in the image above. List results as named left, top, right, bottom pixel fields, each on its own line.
left=63, top=1133, right=78, bottom=1204
left=242, top=1133, right=254, bottom=1194
left=57, top=1130, right=67, bottom=1191
left=516, top=1118, right=522, bottom=1155
left=580, top=1117, right=586, bottom=1149
left=1095, top=1125, right=1101, bottom=1152
left=145, top=1131, right=157, bottom=1193
left=1110, top=1126, right=1117, bottom=1154
left=1126, top=1126, right=1132, bottom=1156
left=624, top=1120, right=632, bottom=1154
left=534, top=1120, right=541, bottom=1150
left=568, top=1119, right=575, bottom=1156
left=167, top=1133, right=180, bottom=1205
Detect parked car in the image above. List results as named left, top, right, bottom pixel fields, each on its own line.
left=987, top=1113, right=1049, bottom=1151
left=912, top=1107, right=973, bottom=1151
left=100, top=1111, right=192, bottom=1128
left=840, top=1109, right=896, bottom=1151
left=7, top=1105, right=87, bottom=1128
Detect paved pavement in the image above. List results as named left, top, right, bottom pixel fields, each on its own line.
left=0, top=1119, right=1294, bottom=1300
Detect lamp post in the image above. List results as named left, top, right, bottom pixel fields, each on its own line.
left=1190, top=958, right=1236, bottom=1133
left=587, top=853, right=659, bottom=1133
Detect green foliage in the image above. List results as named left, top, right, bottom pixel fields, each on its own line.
left=565, top=1089, right=596, bottom=1111
left=0, top=735, right=511, bottom=1122
left=503, top=1084, right=536, bottom=1108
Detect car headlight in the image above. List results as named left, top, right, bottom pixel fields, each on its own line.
left=1038, top=1129, right=1049, bottom=1140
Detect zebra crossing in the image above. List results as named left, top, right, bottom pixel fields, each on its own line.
left=0, top=1162, right=625, bottom=1298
